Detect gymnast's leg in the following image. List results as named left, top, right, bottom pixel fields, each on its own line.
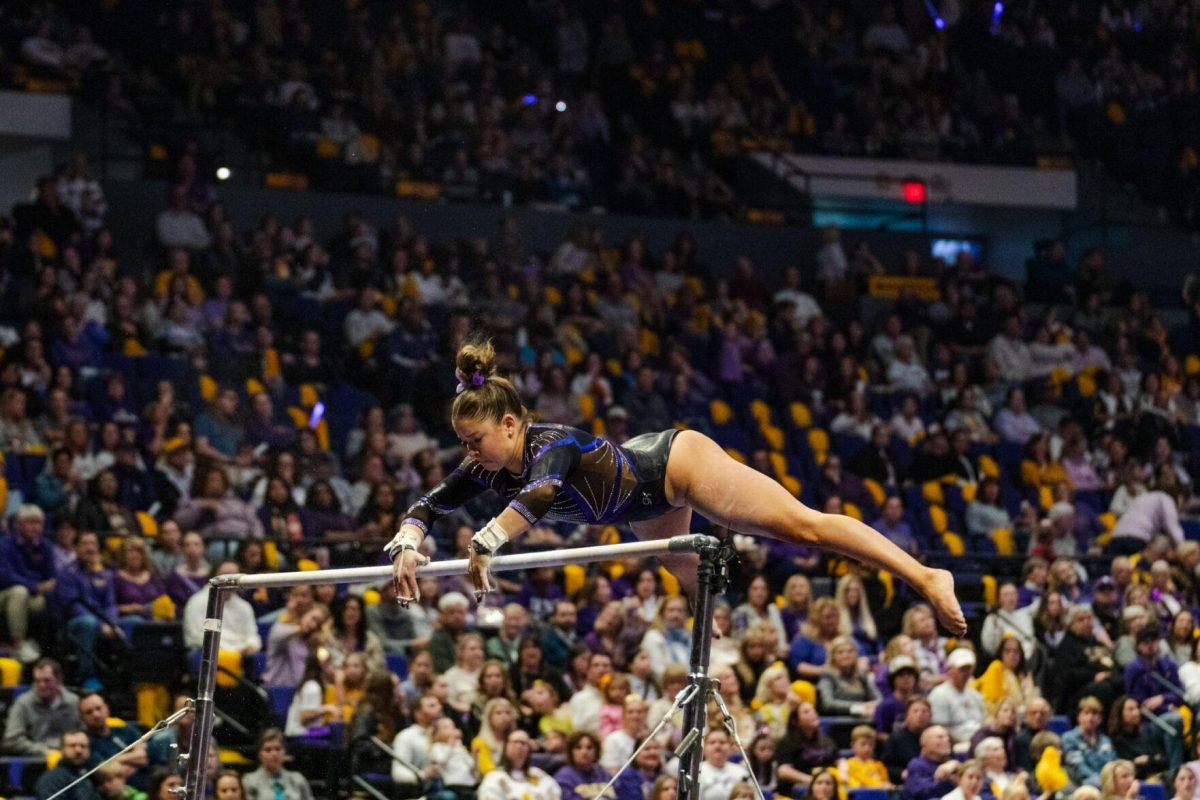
left=630, top=505, right=698, bottom=600
left=662, top=430, right=966, bottom=635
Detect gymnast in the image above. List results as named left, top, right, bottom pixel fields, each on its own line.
left=389, top=340, right=966, bottom=636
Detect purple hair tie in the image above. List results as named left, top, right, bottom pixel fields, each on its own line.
left=455, top=368, right=487, bottom=394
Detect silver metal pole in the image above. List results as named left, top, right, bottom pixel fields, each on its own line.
left=211, top=534, right=716, bottom=590
left=182, top=586, right=226, bottom=800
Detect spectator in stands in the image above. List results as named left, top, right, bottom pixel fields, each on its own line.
left=428, top=591, right=473, bottom=673
left=263, top=602, right=327, bottom=689
left=1062, top=696, right=1115, bottom=787
left=56, top=531, right=119, bottom=691
left=182, top=561, right=261, bottom=655
left=697, top=728, right=745, bottom=800
left=884, top=697, right=933, bottom=782
left=156, top=187, right=211, bottom=251
left=3, top=657, right=80, bottom=756
left=901, top=725, right=958, bottom=800
left=164, top=531, right=211, bottom=610
left=995, top=388, right=1042, bottom=446
left=174, top=465, right=263, bottom=545
left=79, top=692, right=149, bottom=789
left=241, top=729, right=314, bottom=800
left=34, top=729, right=96, bottom=800
left=929, top=648, right=987, bottom=747
left=484, top=603, right=529, bottom=669
left=113, top=537, right=166, bottom=621
left=776, top=701, right=837, bottom=796
left=554, top=731, right=610, bottom=800
left=817, top=635, right=881, bottom=717
left=0, top=504, right=57, bottom=663
left=444, top=633, right=486, bottom=715
left=477, top=729, right=557, bottom=800
left=871, top=496, right=919, bottom=556
left=1108, top=486, right=1186, bottom=555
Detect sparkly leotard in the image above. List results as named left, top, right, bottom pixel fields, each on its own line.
left=399, top=423, right=680, bottom=535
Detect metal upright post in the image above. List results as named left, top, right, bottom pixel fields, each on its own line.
left=181, top=583, right=228, bottom=800
left=677, top=539, right=733, bottom=800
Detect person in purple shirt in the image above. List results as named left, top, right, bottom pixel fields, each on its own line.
left=511, top=566, right=565, bottom=623
left=871, top=496, right=919, bottom=556
left=553, top=731, right=611, bottom=800
left=0, top=504, right=58, bottom=663
left=902, top=725, right=959, bottom=800
left=1123, top=626, right=1187, bottom=771
left=55, top=531, right=120, bottom=691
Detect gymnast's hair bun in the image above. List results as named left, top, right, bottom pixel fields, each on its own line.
left=455, top=339, right=497, bottom=384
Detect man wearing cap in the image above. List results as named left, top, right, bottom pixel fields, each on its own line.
left=1050, top=605, right=1118, bottom=713
left=874, top=656, right=921, bottom=737
left=153, top=437, right=193, bottom=519
left=605, top=405, right=630, bottom=445
left=901, top=724, right=958, bottom=800
left=427, top=592, right=472, bottom=673
left=0, top=504, right=57, bottom=663
left=928, top=648, right=986, bottom=747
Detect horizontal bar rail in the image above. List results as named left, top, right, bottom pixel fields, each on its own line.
left=209, top=534, right=718, bottom=590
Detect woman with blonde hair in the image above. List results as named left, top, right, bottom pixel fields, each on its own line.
left=792, top=597, right=848, bottom=681
left=445, top=633, right=486, bottom=713
left=471, top=696, right=517, bottom=776
left=114, top=535, right=168, bottom=620
left=732, top=624, right=774, bottom=704
left=780, top=574, right=812, bottom=640
left=707, top=664, right=756, bottom=744
left=943, top=760, right=986, bottom=800
left=1098, top=759, right=1138, bottom=800
left=902, top=604, right=949, bottom=685
left=835, top=573, right=879, bottom=653
left=754, top=663, right=798, bottom=739
left=816, top=635, right=880, bottom=718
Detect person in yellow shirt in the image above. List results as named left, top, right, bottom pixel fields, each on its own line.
left=839, top=725, right=894, bottom=790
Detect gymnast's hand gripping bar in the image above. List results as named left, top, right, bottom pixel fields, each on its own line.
left=206, top=533, right=721, bottom=590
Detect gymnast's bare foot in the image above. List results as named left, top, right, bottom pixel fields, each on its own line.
left=924, top=568, right=967, bottom=637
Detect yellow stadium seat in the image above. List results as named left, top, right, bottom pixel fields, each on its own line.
left=1099, top=512, right=1116, bottom=532
left=1181, top=705, right=1192, bottom=736
left=199, top=375, right=218, bottom=403
left=749, top=399, right=771, bottom=424
left=315, top=137, right=339, bottom=158
left=564, top=564, right=586, bottom=597
left=980, top=455, right=1000, bottom=479
left=960, top=482, right=977, bottom=502
left=807, top=428, right=830, bottom=454
left=0, top=658, right=21, bottom=687
left=379, top=295, right=397, bottom=318
left=46, top=750, right=62, bottom=770
left=1186, top=354, right=1200, bottom=375
left=639, top=327, right=660, bottom=356
left=264, top=541, right=280, bottom=569
left=592, top=418, right=606, bottom=436
left=710, top=399, right=734, bottom=425
left=942, top=532, right=965, bottom=556
left=781, top=475, right=801, bottom=497
left=578, top=394, right=596, bottom=421
left=761, top=424, right=784, bottom=451
left=863, top=478, right=886, bottom=507
left=982, top=575, right=998, bottom=607
left=1077, top=373, right=1096, bottom=397
left=769, top=452, right=788, bottom=479
left=725, top=448, right=746, bottom=464
left=606, top=358, right=623, bottom=377
left=844, top=502, right=862, bottom=521
left=790, top=402, right=812, bottom=429
left=659, top=567, right=681, bottom=597
left=363, top=589, right=380, bottom=606
left=105, top=536, right=124, bottom=555
left=545, top=286, right=563, bottom=306
left=297, top=558, right=319, bottom=572
left=299, top=384, right=319, bottom=408
left=218, top=748, right=253, bottom=766
left=136, top=512, right=159, bottom=537
left=929, top=505, right=948, bottom=534
left=1038, top=485, right=1053, bottom=509
left=991, top=527, right=1015, bottom=556
left=564, top=346, right=583, bottom=367
left=136, top=683, right=169, bottom=727
left=246, top=377, right=265, bottom=396
left=216, top=649, right=242, bottom=689
left=922, top=481, right=944, bottom=506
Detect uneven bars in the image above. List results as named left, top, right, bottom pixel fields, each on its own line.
left=209, top=533, right=719, bottom=590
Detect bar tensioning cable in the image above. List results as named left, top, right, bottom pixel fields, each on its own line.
left=208, top=533, right=719, bottom=590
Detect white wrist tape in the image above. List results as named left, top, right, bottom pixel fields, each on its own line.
left=472, top=519, right=509, bottom=554
left=385, top=527, right=424, bottom=559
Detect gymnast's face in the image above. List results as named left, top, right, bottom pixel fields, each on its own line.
left=453, top=413, right=522, bottom=472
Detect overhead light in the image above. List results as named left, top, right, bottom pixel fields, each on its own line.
left=555, top=100, right=567, bottom=113
left=216, top=167, right=231, bottom=181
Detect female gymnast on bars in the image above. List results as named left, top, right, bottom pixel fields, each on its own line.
left=389, top=340, right=966, bottom=636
